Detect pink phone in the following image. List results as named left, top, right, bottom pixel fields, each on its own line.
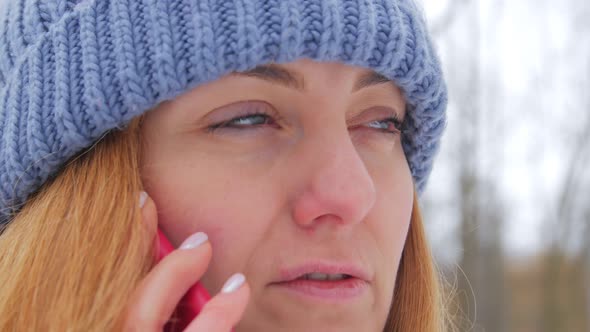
left=157, top=228, right=211, bottom=331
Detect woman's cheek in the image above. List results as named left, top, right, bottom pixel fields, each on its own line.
left=185, top=192, right=268, bottom=292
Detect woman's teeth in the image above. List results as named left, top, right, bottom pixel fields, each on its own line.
left=300, top=273, right=351, bottom=281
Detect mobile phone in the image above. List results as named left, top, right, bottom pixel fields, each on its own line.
left=157, top=228, right=211, bottom=331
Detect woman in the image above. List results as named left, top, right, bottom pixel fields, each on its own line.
left=0, top=0, right=448, bottom=331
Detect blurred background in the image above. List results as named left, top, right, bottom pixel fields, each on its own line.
left=419, top=0, right=590, bottom=331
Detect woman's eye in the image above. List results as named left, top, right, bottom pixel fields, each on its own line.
left=366, top=117, right=403, bottom=135
left=226, top=113, right=274, bottom=127
left=207, top=113, right=277, bottom=132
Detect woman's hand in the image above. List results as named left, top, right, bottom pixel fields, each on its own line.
left=123, top=192, right=251, bottom=331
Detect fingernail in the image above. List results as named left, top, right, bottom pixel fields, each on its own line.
left=139, top=191, right=148, bottom=208
left=221, top=273, right=246, bottom=293
left=179, top=232, right=208, bottom=250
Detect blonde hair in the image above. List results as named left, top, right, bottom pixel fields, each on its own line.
left=0, top=118, right=451, bottom=331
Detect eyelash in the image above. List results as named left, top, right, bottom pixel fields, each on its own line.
left=206, top=108, right=281, bottom=133
left=206, top=109, right=404, bottom=136
left=365, top=116, right=404, bottom=135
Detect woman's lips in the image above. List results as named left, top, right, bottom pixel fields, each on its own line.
left=271, top=277, right=369, bottom=301
left=269, top=261, right=372, bottom=301
left=274, top=261, right=371, bottom=283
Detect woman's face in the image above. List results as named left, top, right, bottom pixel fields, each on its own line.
left=141, top=59, right=413, bottom=331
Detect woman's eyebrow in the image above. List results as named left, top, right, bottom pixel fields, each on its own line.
left=233, top=65, right=393, bottom=93
left=234, top=64, right=305, bottom=91
left=353, top=71, right=392, bottom=92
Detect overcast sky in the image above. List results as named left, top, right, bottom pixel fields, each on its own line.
left=420, top=0, right=590, bottom=262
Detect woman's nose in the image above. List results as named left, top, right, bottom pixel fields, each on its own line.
left=289, top=129, right=377, bottom=229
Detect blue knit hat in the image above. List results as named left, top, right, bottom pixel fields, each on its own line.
left=0, top=0, right=447, bottom=225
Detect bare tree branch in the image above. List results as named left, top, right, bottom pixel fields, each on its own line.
left=556, top=115, right=590, bottom=245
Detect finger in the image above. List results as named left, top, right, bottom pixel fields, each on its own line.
left=143, top=231, right=211, bottom=317
left=138, top=191, right=160, bottom=264
left=184, top=273, right=251, bottom=332
left=139, top=191, right=157, bottom=233
left=126, top=233, right=212, bottom=330
left=125, top=193, right=213, bottom=330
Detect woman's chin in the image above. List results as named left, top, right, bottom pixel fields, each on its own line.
left=235, top=315, right=379, bottom=332
left=235, top=286, right=383, bottom=332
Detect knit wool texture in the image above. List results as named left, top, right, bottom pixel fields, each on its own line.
left=0, top=0, right=447, bottom=225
